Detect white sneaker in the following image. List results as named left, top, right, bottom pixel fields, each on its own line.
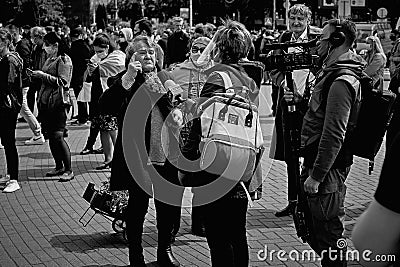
left=0, top=143, right=3, bottom=149
left=0, top=174, right=10, bottom=184
left=25, top=135, right=45, bottom=145
left=3, top=180, right=20, bottom=193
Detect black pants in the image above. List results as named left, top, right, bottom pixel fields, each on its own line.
left=0, top=109, right=19, bottom=181
left=48, top=130, right=71, bottom=171
left=201, top=195, right=249, bottom=267
left=271, top=84, right=279, bottom=116
left=126, top=162, right=183, bottom=264
left=84, top=124, right=99, bottom=150
left=301, top=167, right=349, bottom=267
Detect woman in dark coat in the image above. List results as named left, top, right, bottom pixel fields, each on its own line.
left=109, top=36, right=183, bottom=267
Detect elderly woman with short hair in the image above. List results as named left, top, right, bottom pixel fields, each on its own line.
left=109, top=35, right=183, bottom=267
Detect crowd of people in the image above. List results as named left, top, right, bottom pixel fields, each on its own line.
left=0, top=4, right=399, bottom=266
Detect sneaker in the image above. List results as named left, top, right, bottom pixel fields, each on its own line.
left=59, top=171, right=74, bottom=182
left=46, top=168, right=65, bottom=177
left=0, top=174, right=10, bottom=184
left=25, top=134, right=45, bottom=145
left=80, top=148, right=93, bottom=155
left=0, top=143, right=3, bottom=149
left=3, top=180, right=20, bottom=193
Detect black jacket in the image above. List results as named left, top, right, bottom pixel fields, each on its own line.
left=70, top=39, right=93, bottom=89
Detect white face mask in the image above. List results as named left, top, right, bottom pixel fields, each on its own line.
left=44, top=46, right=54, bottom=55
left=97, top=51, right=108, bottom=59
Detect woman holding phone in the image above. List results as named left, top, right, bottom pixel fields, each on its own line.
left=109, top=35, right=183, bottom=267
left=32, top=32, right=74, bottom=181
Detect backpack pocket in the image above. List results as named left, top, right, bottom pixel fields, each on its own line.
left=199, top=138, right=257, bottom=182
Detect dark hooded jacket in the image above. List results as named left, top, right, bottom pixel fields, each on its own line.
left=301, top=51, right=366, bottom=183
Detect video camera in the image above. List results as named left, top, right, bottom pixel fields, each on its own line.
left=259, top=38, right=319, bottom=71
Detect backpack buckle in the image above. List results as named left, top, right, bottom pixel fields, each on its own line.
left=245, top=113, right=253, bottom=127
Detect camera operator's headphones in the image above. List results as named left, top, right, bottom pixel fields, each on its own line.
left=328, top=19, right=346, bottom=48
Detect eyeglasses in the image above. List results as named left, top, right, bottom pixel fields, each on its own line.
left=191, top=46, right=206, bottom=53
left=136, top=48, right=156, bottom=55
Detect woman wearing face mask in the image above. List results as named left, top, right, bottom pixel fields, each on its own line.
left=169, top=36, right=214, bottom=237
left=32, top=32, right=74, bottom=181
left=109, top=35, right=183, bottom=267
left=170, top=37, right=214, bottom=100
left=117, top=28, right=133, bottom=53
left=82, top=33, right=126, bottom=170
left=363, top=35, right=387, bottom=92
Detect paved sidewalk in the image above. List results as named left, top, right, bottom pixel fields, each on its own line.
left=0, top=85, right=384, bottom=266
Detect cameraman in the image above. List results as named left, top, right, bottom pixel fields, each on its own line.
left=299, top=19, right=365, bottom=266
left=269, top=4, right=320, bottom=217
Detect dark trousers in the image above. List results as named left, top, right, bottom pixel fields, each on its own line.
left=0, top=109, right=19, bottom=181
left=201, top=195, right=249, bottom=267
left=84, top=124, right=99, bottom=150
left=301, top=167, right=349, bottom=267
left=48, top=130, right=72, bottom=171
left=126, top=162, right=183, bottom=265
left=77, top=102, right=88, bottom=123
left=271, top=84, right=279, bottom=116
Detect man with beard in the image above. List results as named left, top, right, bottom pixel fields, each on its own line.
left=296, top=19, right=364, bottom=266
left=269, top=4, right=320, bottom=218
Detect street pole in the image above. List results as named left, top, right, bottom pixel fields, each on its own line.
left=285, top=0, right=290, bottom=30
left=115, top=0, right=118, bottom=20
left=273, top=0, right=276, bottom=30
left=189, top=0, right=193, bottom=29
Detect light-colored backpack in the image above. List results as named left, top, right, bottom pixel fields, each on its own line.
left=197, top=71, right=264, bottom=185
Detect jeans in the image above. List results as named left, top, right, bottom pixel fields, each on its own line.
left=0, top=109, right=19, bottom=181
left=20, top=87, right=42, bottom=136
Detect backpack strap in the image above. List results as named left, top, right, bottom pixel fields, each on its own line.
left=212, top=71, right=233, bottom=90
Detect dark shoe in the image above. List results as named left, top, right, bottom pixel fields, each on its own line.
left=191, top=225, right=206, bottom=237
left=58, top=171, right=75, bottom=182
left=275, top=202, right=296, bottom=217
left=157, top=246, right=180, bottom=267
left=95, top=162, right=112, bottom=170
left=92, top=147, right=104, bottom=154
left=46, top=168, right=64, bottom=177
left=130, top=257, right=146, bottom=267
left=80, top=148, right=93, bottom=155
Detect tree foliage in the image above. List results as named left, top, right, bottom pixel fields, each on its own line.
left=0, top=0, right=65, bottom=26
